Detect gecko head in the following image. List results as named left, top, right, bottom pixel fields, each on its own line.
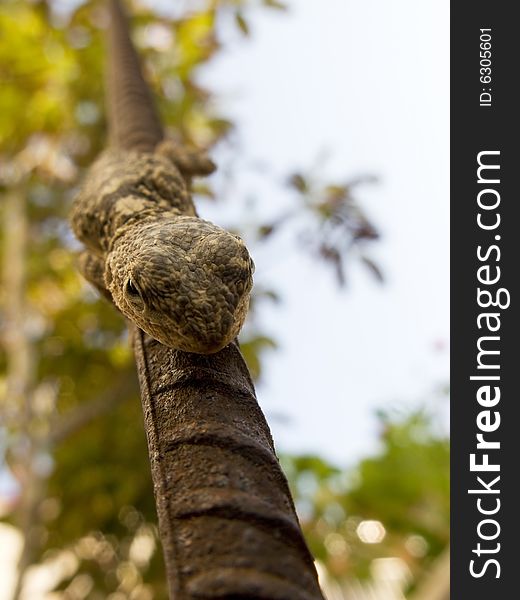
left=105, top=216, right=254, bottom=353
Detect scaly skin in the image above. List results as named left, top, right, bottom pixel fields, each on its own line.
left=70, top=143, right=254, bottom=354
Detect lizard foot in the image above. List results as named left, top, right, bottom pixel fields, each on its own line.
left=77, top=251, right=113, bottom=302
left=155, top=139, right=216, bottom=180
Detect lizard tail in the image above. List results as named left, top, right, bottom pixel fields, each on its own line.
left=106, top=0, right=164, bottom=151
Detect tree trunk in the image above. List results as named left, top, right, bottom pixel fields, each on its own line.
left=2, top=186, right=43, bottom=600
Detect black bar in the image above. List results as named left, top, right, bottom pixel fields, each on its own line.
left=451, top=3, right=518, bottom=597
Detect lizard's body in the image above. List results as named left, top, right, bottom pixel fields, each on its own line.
left=70, top=1, right=253, bottom=354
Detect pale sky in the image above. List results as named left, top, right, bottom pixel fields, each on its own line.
left=199, top=0, right=450, bottom=465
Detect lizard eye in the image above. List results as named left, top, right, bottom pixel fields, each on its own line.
left=126, top=279, right=142, bottom=300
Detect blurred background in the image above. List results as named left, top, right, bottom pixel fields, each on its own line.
left=0, top=0, right=449, bottom=598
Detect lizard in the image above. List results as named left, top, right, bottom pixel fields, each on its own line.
left=68, top=5, right=326, bottom=598
left=70, top=0, right=254, bottom=355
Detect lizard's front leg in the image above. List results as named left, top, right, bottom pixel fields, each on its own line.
left=77, top=250, right=114, bottom=303
left=155, top=139, right=216, bottom=182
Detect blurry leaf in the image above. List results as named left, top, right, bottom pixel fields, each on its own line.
left=250, top=286, right=281, bottom=307
left=319, top=244, right=345, bottom=286
left=324, top=184, right=348, bottom=202
left=259, top=289, right=281, bottom=303
left=315, top=200, right=335, bottom=219
left=263, top=0, right=289, bottom=10
left=175, top=10, right=217, bottom=80
left=192, top=181, right=215, bottom=199
left=0, top=3, right=77, bottom=153
left=286, top=165, right=382, bottom=286
left=354, top=223, right=379, bottom=241
left=257, top=211, right=294, bottom=241
left=235, top=11, right=250, bottom=36
left=207, top=117, right=234, bottom=138
left=360, top=255, right=384, bottom=283
left=239, top=334, right=277, bottom=380
left=257, top=223, right=276, bottom=239
left=288, top=172, right=308, bottom=193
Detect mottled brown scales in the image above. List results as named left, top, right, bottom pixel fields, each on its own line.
left=71, top=142, right=254, bottom=353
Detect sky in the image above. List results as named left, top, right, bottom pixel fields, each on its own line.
left=197, top=0, right=450, bottom=465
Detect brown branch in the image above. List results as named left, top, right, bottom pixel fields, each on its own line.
left=132, top=327, right=324, bottom=599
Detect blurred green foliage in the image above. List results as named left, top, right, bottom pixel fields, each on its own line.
left=282, top=408, right=449, bottom=593
left=0, top=1, right=446, bottom=598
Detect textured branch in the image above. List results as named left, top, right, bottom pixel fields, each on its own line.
left=102, top=1, right=324, bottom=597
left=132, top=327, right=324, bottom=599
